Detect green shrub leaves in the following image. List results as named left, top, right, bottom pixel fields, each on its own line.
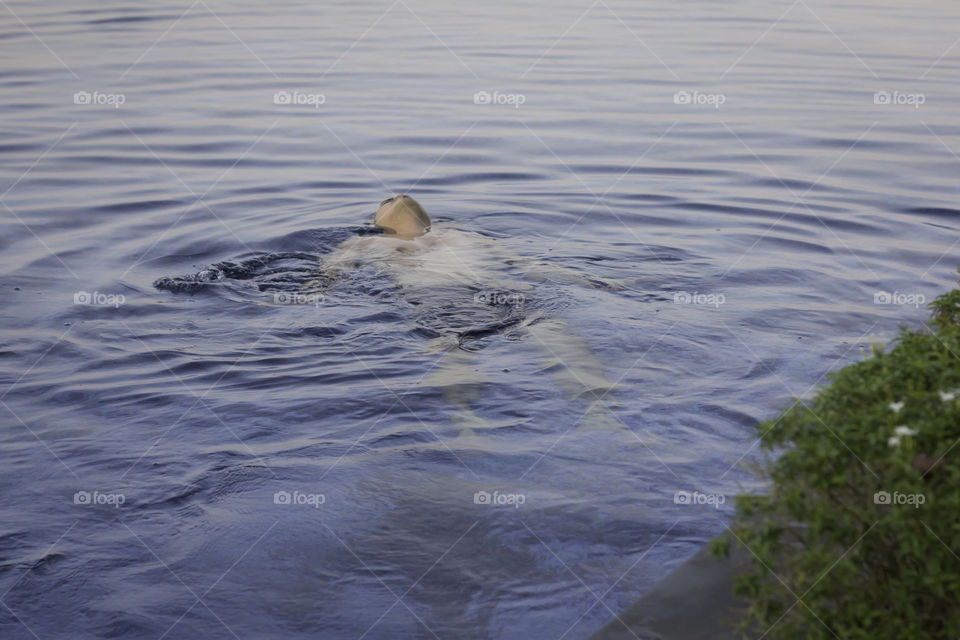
left=716, top=274, right=960, bottom=639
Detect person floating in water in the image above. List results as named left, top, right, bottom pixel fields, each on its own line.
left=322, top=194, right=627, bottom=440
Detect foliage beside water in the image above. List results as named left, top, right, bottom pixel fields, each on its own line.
left=714, top=278, right=960, bottom=639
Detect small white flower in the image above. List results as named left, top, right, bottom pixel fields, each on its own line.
left=939, top=390, right=956, bottom=402
left=889, top=401, right=904, bottom=413
left=893, top=425, right=917, bottom=437
left=888, top=436, right=901, bottom=448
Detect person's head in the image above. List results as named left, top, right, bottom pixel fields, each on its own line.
left=374, top=194, right=431, bottom=239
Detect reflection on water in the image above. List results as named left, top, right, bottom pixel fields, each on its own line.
left=1, top=0, right=959, bottom=637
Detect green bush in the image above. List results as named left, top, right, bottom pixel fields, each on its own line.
left=714, top=277, right=960, bottom=639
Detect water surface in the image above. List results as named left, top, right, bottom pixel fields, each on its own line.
left=1, top=1, right=959, bottom=638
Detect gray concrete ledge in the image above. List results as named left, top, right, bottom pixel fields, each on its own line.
left=590, top=544, right=754, bottom=640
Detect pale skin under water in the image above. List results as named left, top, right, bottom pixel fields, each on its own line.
left=321, top=210, right=627, bottom=441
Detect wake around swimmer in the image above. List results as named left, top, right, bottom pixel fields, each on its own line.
left=155, top=195, right=627, bottom=438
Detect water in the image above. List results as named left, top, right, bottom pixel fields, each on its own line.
left=1, top=1, right=958, bottom=638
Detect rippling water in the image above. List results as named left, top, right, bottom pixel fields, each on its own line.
left=1, top=1, right=959, bottom=638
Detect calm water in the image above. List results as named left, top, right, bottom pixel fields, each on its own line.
left=1, top=1, right=958, bottom=638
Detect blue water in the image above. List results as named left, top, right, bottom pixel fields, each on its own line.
left=1, top=1, right=959, bottom=638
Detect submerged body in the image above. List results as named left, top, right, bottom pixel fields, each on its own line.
left=323, top=196, right=626, bottom=438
